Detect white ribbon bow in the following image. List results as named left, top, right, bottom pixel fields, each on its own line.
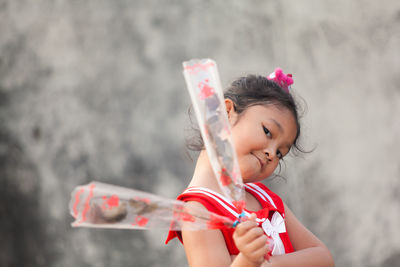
left=261, top=211, right=286, bottom=255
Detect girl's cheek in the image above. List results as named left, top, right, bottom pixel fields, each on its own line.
left=239, top=157, right=259, bottom=180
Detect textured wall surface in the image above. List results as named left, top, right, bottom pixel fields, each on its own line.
left=1, top=1, right=399, bottom=266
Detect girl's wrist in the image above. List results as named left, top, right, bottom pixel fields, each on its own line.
left=231, top=252, right=263, bottom=267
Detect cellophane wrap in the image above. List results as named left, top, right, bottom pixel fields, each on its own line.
left=183, top=59, right=245, bottom=211
left=69, top=181, right=235, bottom=230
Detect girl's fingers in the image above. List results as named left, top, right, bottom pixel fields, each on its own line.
left=242, top=243, right=270, bottom=264
left=234, top=220, right=258, bottom=236
left=233, top=213, right=272, bottom=263
left=254, top=245, right=270, bottom=262
left=244, top=234, right=269, bottom=252
left=239, top=226, right=265, bottom=243
left=235, top=213, right=258, bottom=232
left=247, top=239, right=271, bottom=262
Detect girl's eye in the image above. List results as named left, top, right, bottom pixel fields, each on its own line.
left=263, top=126, right=271, bottom=137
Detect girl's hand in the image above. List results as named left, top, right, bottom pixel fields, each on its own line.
left=233, top=213, right=270, bottom=265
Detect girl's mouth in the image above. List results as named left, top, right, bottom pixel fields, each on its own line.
left=258, top=157, right=265, bottom=168
left=252, top=153, right=265, bottom=168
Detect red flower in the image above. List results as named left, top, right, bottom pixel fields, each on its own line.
left=207, top=214, right=226, bottom=229
left=198, top=82, right=215, bottom=99
left=219, top=168, right=232, bottom=186
left=206, top=214, right=232, bottom=229
left=101, top=194, right=120, bottom=210
left=133, top=216, right=149, bottom=227
left=107, top=195, right=119, bottom=207
left=180, top=212, right=196, bottom=222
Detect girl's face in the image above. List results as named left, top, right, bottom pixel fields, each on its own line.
left=226, top=101, right=297, bottom=183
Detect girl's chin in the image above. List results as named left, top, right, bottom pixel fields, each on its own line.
left=241, top=174, right=263, bottom=184
left=241, top=171, right=271, bottom=184
left=239, top=164, right=262, bottom=181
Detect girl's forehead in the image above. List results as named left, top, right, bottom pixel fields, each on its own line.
left=245, top=104, right=294, bottom=118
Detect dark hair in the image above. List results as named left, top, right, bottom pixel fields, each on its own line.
left=186, top=74, right=305, bottom=155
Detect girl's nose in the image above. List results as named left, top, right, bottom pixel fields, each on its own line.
left=264, top=149, right=275, bottom=161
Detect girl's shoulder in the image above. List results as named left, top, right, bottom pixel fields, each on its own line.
left=178, top=186, right=240, bottom=219
left=165, top=186, right=238, bottom=251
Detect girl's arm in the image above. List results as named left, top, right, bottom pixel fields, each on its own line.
left=181, top=201, right=231, bottom=267
left=182, top=201, right=334, bottom=267
left=182, top=202, right=268, bottom=267
left=182, top=224, right=232, bottom=267
left=262, top=203, right=335, bottom=267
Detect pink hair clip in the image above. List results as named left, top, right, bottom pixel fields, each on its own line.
left=267, top=68, right=293, bottom=93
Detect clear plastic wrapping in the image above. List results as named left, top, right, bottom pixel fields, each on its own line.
left=183, top=59, right=245, bottom=211
left=69, top=181, right=235, bottom=230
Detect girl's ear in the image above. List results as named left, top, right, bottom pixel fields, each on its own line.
left=224, top=99, right=237, bottom=124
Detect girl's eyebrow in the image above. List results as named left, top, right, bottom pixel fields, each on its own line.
left=269, top=119, right=283, bottom=133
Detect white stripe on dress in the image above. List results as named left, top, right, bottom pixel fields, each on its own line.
left=185, top=187, right=235, bottom=208
left=184, top=187, right=266, bottom=222
left=244, top=184, right=267, bottom=202
left=184, top=188, right=239, bottom=217
left=246, top=183, right=277, bottom=209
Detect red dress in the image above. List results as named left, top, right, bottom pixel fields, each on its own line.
left=166, top=182, right=294, bottom=255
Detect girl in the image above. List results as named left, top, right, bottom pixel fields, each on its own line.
left=166, top=70, right=334, bottom=267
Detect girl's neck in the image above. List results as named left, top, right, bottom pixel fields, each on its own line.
left=188, top=150, right=261, bottom=211
left=188, top=150, right=222, bottom=193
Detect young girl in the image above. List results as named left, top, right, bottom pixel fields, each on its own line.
left=166, top=70, right=334, bottom=267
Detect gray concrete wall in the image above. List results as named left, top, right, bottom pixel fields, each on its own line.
left=1, top=1, right=399, bottom=266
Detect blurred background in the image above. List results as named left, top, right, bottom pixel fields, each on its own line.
left=1, top=0, right=399, bottom=266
